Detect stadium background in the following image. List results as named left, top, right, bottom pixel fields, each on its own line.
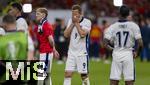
left=0, top=0, right=150, bottom=85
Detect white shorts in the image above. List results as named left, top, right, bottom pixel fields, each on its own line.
left=110, top=52, right=135, bottom=81
left=39, top=53, right=53, bottom=73
left=65, top=54, right=89, bottom=74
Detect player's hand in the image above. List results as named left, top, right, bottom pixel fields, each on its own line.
left=72, top=15, right=79, bottom=23
left=133, top=51, right=137, bottom=59
left=53, top=49, right=59, bottom=59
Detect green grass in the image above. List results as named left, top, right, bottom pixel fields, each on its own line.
left=51, top=58, right=150, bottom=85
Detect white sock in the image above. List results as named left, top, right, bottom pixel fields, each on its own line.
left=63, top=78, right=71, bottom=85
left=82, top=77, right=90, bottom=85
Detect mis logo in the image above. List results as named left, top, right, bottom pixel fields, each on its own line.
left=6, top=61, right=47, bottom=80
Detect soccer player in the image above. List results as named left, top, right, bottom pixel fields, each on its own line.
left=8, top=2, right=35, bottom=60
left=9, top=2, right=28, bottom=33
left=63, top=5, right=91, bottom=85
left=34, top=8, right=59, bottom=85
left=104, top=5, right=143, bottom=85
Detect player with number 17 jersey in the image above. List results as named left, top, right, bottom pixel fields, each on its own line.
left=104, top=20, right=142, bottom=81
left=104, top=20, right=141, bottom=60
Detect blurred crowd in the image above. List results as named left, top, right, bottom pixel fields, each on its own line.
left=0, top=0, right=150, bottom=63
left=1, top=0, right=149, bottom=17
left=20, top=0, right=150, bottom=17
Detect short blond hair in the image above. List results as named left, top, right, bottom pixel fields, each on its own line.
left=36, top=8, right=48, bottom=18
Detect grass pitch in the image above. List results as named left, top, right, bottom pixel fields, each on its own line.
left=51, top=58, right=150, bottom=85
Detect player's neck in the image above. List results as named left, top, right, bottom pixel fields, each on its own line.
left=39, top=18, right=47, bottom=24
left=118, top=17, right=128, bottom=22
left=79, top=16, right=84, bottom=23
left=16, top=12, right=22, bottom=18
left=119, top=16, right=127, bottom=20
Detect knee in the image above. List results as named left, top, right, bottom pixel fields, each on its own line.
left=125, top=81, right=134, bottom=85
left=81, top=74, right=88, bottom=80
left=110, top=80, right=119, bottom=85
left=65, top=71, right=73, bottom=78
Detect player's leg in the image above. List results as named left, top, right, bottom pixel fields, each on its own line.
left=64, top=71, right=73, bottom=85
left=110, top=80, right=119, bottom=85
left=77, top=55, right=90, bottom=85
left=44, top=53, right=53, bottom=85
left=81, top=74, right=90, bottom=85
left=37, top=53, right=53, bottom=85
left=123, top=55, right=135, bottom=85
left=63, top=55, right=76, bottom=85
left=125, top=81, right=134, bottom=85
left=37, top=53, right=46, bottom=85
left=110, top=60, right=122, bottom=85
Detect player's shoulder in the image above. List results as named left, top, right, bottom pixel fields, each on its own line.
left=44, top=21, right=51, bottom=25
left=107, top=22, right=116, bottom=30
left=105, top=22, right=118, bottom=33
left=17, top=17, right=28, bottom=26
left=43, top=21, right=53, bottom=29
left=126, top=21, right=140, bottom=30
left=128, top=21, right=138, bottom=26
left=17, top=17, right=26, bottom=22
left=113, top=21, right=138, bottom=27
left=83, top=17, right=91, bottom=21
left=83, top=17, right=91, bottom=23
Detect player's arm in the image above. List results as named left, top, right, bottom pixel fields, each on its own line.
left=64, top=19, right=74, bottom=38
left=103, top=38, right=113, bottom=51
left=74, top=22, right=89, bottom=38
left=133, top=23, right=143, bottom=58
left=64, top=23, right=74, bottom=38
left=46, top=25, right=59, bottom=58
left=48, top=35, right=59, bottom=59
left=136, top=38, right=143, bottom=52
left=103, top=26, right=113, bottom=51
left=134, top=38, right=143, bottom=58
left=48, top=35, right=55, bottom=48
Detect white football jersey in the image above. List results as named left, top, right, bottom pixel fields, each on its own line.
left=67, top=17, right=91, bottom=56
left=104, top=20, right=142, bottom=52
left=16, top=17, right=34, bottom=51
left=16, top=17, right=28, bottom=34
